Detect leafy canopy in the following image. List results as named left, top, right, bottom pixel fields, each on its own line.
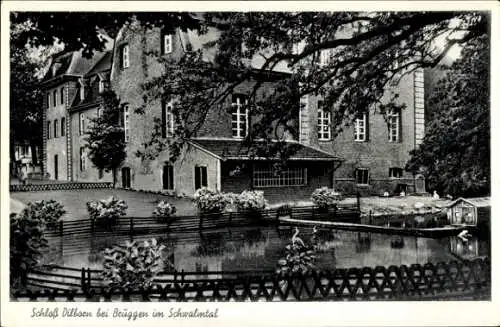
left=406, top=36, right=489, bottom=197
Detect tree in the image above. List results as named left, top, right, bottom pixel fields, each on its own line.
left=10, top=26, right=45, bottom=176
left=406, top=36, right=489, bottom=197
left=84, top=90, right=127, bottom=187
left=13, top=12, right=489, bottom=160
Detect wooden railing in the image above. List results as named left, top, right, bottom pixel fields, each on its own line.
left=17, top=257, right=490, bottom=301
left=10, top=182, right=113, bottom=192
left=41, top=205, right=360, bottom=239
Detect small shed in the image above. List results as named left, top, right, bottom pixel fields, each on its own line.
left=446, top=197, right=490, bottom=227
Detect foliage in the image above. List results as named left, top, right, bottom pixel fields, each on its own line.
left=234, top=190, right=268, bottom=213
left=10, top=26, right=45, bottom=167
left=20, top=200, right=66, bottom=227
left=102, top=238, right=166, bottom=289
left=311, top=187, right=343, bottom=208
left=10, top=212, right=48, bottom=289
left=193, top=188, right=230, bottom=214
left=276, top=227, right=317, bottom=275
left=84, top=90, right=127, bottom=186
left=152, top=201, right=177, bottom=218
left=12, top=12, right=487, bottom=162
left=406, top=37, right=489, bottom=197
left=87, top=196, right=128, bottom=223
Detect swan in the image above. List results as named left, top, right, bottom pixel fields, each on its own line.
left=292, top=227, right=305, bottom=247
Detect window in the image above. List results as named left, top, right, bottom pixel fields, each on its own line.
left=161, top=101, right=175, bottom=138
left=61, top=117, right=66, bottom=137
left=318, top=49, right=332, bottom=66
left=194, top=166, right=208, bottom=190
left=79, top=81, right=85, bottom=101
left=123, top=105, right=130, bottom=142
left=98, top=79, right=105, bottom=93
left=60, top=87, right=64, bottom=105
left=47, top=121, right=51, bottom=139
left=317, top=102, right=331, bottom=141
left=388, top=109, right=401, bottom=142
left=79, top=147, right=86, bottom=171
left=97, top=107, right=102, bottom=119
left=120, top=44, right=130, bottom=69
left=355, top=168, right=369, bottom=185
left=79, top=113, right=85, bottom=136
left=389, top=167, right=403, bottom=178
left=163, top=164, right=174, bottom=190
left=231, top=94, right=248, bottom=138
left=162, top=33, right=173, bottom=54
left=47, top=93, right=51, bottom=108
left=354, top=113, right=367, bottom=142
left=53, top=90, right=57, bottom=107
left=253, top=165, right=307, bottom=187
left=54, top=119, right=59, bottom=138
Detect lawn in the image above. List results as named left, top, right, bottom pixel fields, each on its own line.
left=11, top=189, right=198, bottom=221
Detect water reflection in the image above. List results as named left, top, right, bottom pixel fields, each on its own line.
left=43, top=226, right=490, bottom=272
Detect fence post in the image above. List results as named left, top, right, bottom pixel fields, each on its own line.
left=199, top=215, right=203, bottom=230
left=369, top=210, right=372, bottom=225
left=87, top=268, right=92, bottom=290
left=81, top=268, right=86, bottom=291
left=91, top=218, right=95, bottom=235
left=356, top=192, right=361, bottom=213
left=181, top=269, right=185, bottom=282
left=59, top=220, right=63, bottom=237
left=228, top=212, right=233, bottom=226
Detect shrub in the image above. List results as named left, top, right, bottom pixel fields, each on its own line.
left=311, top=187, right=343, bottom=208
left=235, top=190, right=268, bottom=213
left=276, top=227, right=317, bottom=275
left=193, top=188, right=230, bottom=214
left=87, top=196, right=127, bottom=225
left=102, top=238, right=165, bottom=289
left=20, top=200, right=66, bottom=227
left=10, top=212, right=48, bottom=289
left=153, top=201, right=177, bottom=222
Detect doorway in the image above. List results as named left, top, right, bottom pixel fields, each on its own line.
left=121, top=167, right=131, bottom=188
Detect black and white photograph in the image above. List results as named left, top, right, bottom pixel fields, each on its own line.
left=1, top=1, right=498, bottom=326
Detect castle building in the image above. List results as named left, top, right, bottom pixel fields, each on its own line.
left=41, top=21, right=425, bottom=200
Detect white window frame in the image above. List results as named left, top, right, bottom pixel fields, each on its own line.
left=79, top=113, right=85, bottom=136
left=98, top=79, right=105, bottom=93
left=317, top=107, right=331, bottom=141
left=163, top=34, right=173, bottom=54
left=354, top=113, right=367, bottom=142
left=47, top=121, right=51, bottom=139
left=124, top=105, right=130, bottom=142
left=355, top=168, right=369, bottom=185
left=80, top=147, right=86, bottom=171
left=47, top=93, right=51, bottom=108
left=54, top=119, right=59, bottom=138
left=121, top=44, right=130, bottom=69
left=388, top=109, right=400, bottom=142
left=162, top=101, right=175, bottom=137
left=253, top=165, right=307, bottom=188
left=231, top=95, right=248, bottom=139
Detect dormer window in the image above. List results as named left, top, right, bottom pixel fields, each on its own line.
left=79, top=79, right=85, bottom=101
left=162, top=33, right=173, bottom=54
left=98, top=78, right=105, bottom=93
left=120, top=44, right=130, bottom=69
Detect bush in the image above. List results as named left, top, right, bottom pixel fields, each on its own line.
left=193, top=188, right=230, bottom=214
left=20, top=200, right=66, bottom=227
left=311, top=187, right=343, bottom=208
left=234, top=190, right=268, bottom=215
left=87, top=196, right=127, bottom=225
left=153, top=201, right=177, bottom=223
left=276, top=227, right=317, bottom=275
left=10, top=212, right=48, bottom=289
left=102, top=238, right=165, bottom=289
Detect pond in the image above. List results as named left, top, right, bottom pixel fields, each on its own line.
left=42, top=225, right=490, bottom=273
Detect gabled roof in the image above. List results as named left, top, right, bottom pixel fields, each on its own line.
left=447, top=197, right=490, bottom=208
left=188, top=139, right=342, bottom=161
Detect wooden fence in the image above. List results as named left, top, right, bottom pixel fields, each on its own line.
left=42, top=205, right=359, bottom=239
left=10, top=182, right=113, bottom=192
left=17, top=257, right=490, bottom=301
